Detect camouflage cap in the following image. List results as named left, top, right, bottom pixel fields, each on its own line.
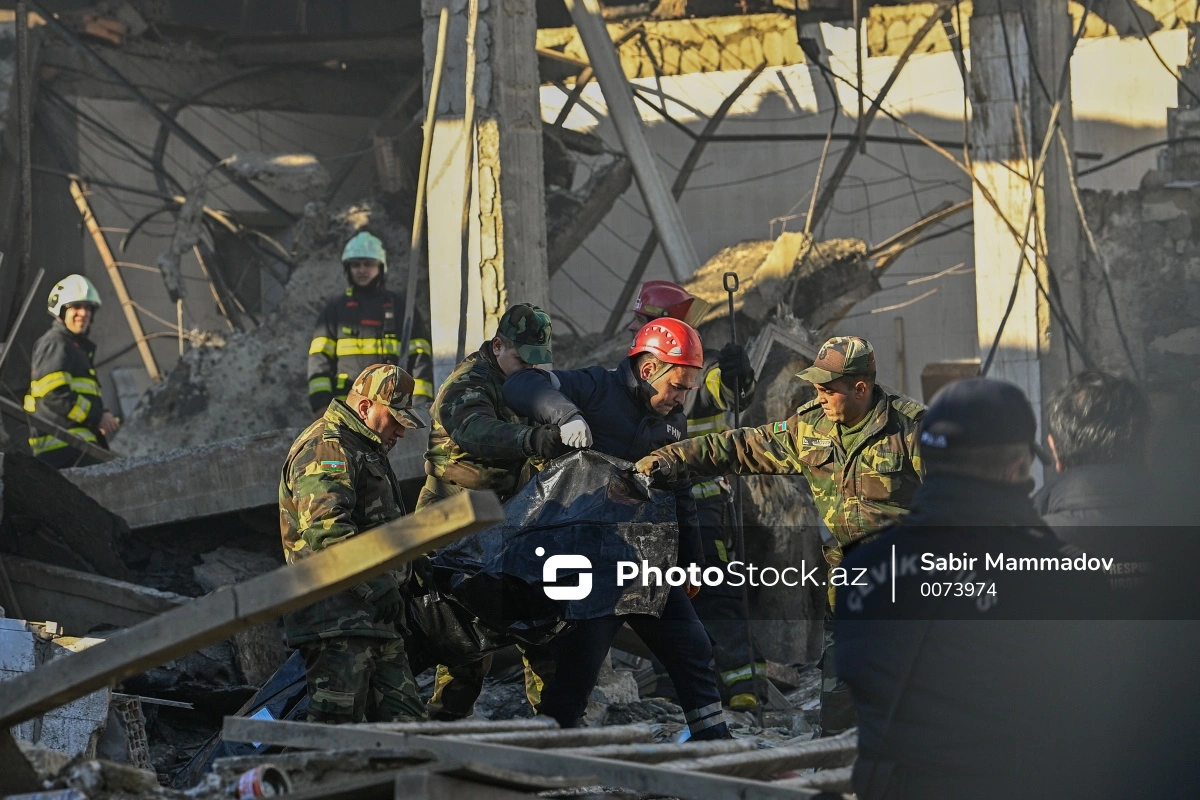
left=496, top=303, right=553, bottom=365
left=350, top=364, right=428, bottom=429
left=797, top=336, right=876, bottom=384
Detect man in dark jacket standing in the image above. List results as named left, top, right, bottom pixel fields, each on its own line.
left=503, top=318, right=729, bottom=740
left=25, top=274, right=119, bottom=467
left=280, top=364, right=429, bottom=724
left=835, top=378, right=1111, bottom=799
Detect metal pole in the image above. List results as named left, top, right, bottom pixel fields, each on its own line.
left=565, top=0, right=699, bottom=283
left=455, top=0, right=481, bottom=365
left=400, top=7, right=449, bottom=370
left=853, top=0, right=865, bottom=155
left=10, top=3, right=33, bottom=338
left=894, top=316, right=907, bottom=395
left=722, top=270, right=761, bottom=726
left=69, top=180, right=162, bottom=381
left=0, top=263, right=42, bottom=380
left=0, top=396, right=116, bottom=463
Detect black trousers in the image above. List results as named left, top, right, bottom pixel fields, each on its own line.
left=538, top=585, right=728, bottom=739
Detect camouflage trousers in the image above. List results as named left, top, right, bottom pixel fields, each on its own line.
left=299, top=636, right=427, bottom=724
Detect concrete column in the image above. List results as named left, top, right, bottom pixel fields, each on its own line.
left=422, top=0, right=548, bottom=384
left=969, top=0, right=1078, bottom=466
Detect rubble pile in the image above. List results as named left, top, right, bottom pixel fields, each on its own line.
left=114, top=202, right=415, bottom=458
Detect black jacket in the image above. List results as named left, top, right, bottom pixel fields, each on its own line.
left=835, top=474, right=1112, bottom=800
left=503, top=358, right=702, bottom=568
left=24, top=320, right=107, bottom=460
left=307, top=285, right=433, bottom=411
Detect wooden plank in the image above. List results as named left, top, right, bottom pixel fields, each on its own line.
left=0, top=395, right=116, bottom=463
left=462, top=723, right=653, bottom=747
left=394, top=770, right=546, bottom=799
left=224, top=718, right=818, bottom=800
left=0, top=490, right=503, bottom=729
left=556, top=739, right=755, bottom=763
left=365, top=718, right=556, bottom=736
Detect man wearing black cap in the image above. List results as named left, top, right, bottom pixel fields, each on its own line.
left=834, top=378, right=1111, bottom=799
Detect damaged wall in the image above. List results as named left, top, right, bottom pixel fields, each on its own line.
left=547, top=21, right=1190, bottom=394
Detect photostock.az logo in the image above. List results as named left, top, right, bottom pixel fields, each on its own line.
left=537, top=547, right=593, bottom=601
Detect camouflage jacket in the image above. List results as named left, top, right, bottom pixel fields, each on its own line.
left=279, top=399, right=408, bottom=645
left=24, top=320, right=107, bottom=458
left=421, top=342, right=537, bottom=505
left=683, top=348, right=757, bottom=503
left=307, top=286, right=434, bottom=411
left=653, top=386, right=924, bottom=563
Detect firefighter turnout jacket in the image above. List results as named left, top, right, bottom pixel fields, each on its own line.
left=24, top=319, right=107, bottom=462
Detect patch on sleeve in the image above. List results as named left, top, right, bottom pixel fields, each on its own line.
left=771, top=421, right=788, bottom=434
left=320, top=460, right=347, bottom=474
left=802, top=436, right=833, bottom=448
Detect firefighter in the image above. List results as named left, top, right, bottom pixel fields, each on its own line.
left=307, top=231, right=433, bottom=414
left=25, top=274, right=118, bottom=468
left=627, top=280, right=765, bottom=710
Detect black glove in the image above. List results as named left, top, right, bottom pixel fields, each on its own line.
left=719, top=342, right=752, bottom=387
left=352, top=574, right=402, bottom=624
left=374, top=584, right=404, bottom=625
left=528, top=424, right=565, bottom=459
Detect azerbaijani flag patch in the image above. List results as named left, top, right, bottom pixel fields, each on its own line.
left=320, top=460, right=346, bottom=474
left=772, top=421, right=787, bottom=434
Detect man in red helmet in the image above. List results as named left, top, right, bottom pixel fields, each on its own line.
left=502, top=318, right=729, bottom=741
left=629, top=280, right=764, bottom=710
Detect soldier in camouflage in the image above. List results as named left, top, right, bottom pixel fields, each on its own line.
left=417, top=303, right=563, bottom=719
left=636, top=336, right=924, bottom=735
left=280, top=363, right=429, bottom=724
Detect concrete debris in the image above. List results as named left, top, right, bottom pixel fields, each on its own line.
left=193, top=548, right=288, bottom=687
left=225, top=152, right=330, bottom=195
left=117, top=201, right=414, bottom=458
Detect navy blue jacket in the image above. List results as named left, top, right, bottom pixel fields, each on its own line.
left=503, top=358, right=702, bottom=568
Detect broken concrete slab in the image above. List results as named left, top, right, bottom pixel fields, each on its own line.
left=63, top=429, right=426, bottom=530
left=0, top=452, right=133, bottom=581
left=4, top=556, right=187, bottom=636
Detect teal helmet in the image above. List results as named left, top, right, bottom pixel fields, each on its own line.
left=342, top=231, right=388, bottom=274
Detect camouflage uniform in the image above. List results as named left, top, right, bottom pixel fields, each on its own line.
left=417, top=304, right=558, bottom=719
left=648, top=337, right=924, bottom=735
left=280, top=364, right=429, bottom=724
left=24, top=319, right=108, bottom=468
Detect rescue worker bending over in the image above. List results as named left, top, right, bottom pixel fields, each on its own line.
left=504, top=318, right=730, bottom=741
left=25, top=274, right=119, bottom=467
left=307, top=231, right=433, bottom=413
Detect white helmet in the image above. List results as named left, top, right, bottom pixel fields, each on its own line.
left=47, top=274, right=102, bottom=318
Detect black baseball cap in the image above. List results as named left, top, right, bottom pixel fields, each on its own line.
left=920, top=378, right=1037, bottom=451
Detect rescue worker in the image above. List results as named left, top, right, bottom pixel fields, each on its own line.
left=636, top=335, right=924, bottom=735
left=25, top=274, right=119, bottom=468
left=307, top=231, right=433, bottom=414
left=627, top=280, right=765, bottom=710
left=418, top=303, right=563, bottom=720
left=834, top=378, right=1111, bottom=799
left=504, top=318, right=730, bottom=741
left=280, top=363, right=429, bottom=724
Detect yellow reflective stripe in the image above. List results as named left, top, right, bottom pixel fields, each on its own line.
left=409, top=337, right=431, bottom=356
left=308, top=376, right=332, bottom=395
left=67, top=394, right=92, bottom=424
left=335, top=337, right=401, bottom=357
left=23, top=394, right=36, bottom=413
left=720, top=662, right=769, bottom=685
left=309, top=337, right=336, bottom=357
left=414, top=379, right=433, bottom=398
left=706, top=367, right=727, bottom=412
left=70, top=376, right=101, bottom=395
left=30, top=371, right=71, bottom=397
left=714, top=539, right=729, bottom=562
left=28, top=427, right=98, bottom=456
left=688, top=413, right=727, bottom=438
left=691, top=479, right=724, bottom=500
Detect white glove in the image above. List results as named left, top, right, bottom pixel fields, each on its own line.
left=560, top=416, right=593, bottom=449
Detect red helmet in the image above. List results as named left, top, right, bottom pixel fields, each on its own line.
left=634, top=281, right=696, bottom=321
left=629, top=318, right=704, bottom=369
